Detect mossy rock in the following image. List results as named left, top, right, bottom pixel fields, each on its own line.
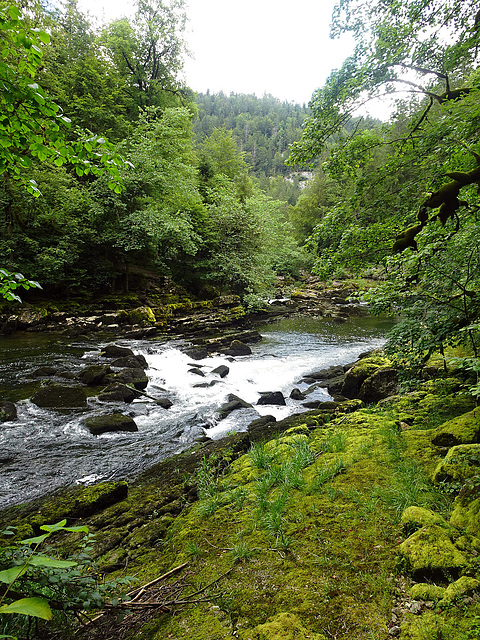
left=431, top=407, right=480, bottom=447
left=85, top=413, right=138, bottom=436
left=248, top=612, right=327, bottom=640
left=77, top=364, right=112, bottom=386
left=128, top=306, right=156, bottom=326
left=440, top=576, right=480, bottom=605
left=399, top=525, right=467, bottom=576
left=341, top=355, right=391, bottom=399
left=408, top=582, right=446, bottom=601
left=31, top=384, right=88, bottom=409
left=450, top=493, right=480, bottom=538
left=432, top=444, right=480, bottom=483
left=401, top=506, right=450, bottom=536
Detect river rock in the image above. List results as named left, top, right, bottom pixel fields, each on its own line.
left=223, top=340, right=252, bottom=356
left=0, top=401, right=17, bottom=422
left=184, top=347, right=208, bottom=360
left=106, top=368, right=148, bottom=391
left=85, top=413, right=138, bottom=436
left=341, top=356, right=391, bottom=399
left=32, top=366, right=59, bottom=377
left=257, top=391, right=286, bottom=406
left=189, top=368, right=205, bottom=377
left=212, top=365, right=229, bottom=378
left=77, top=364, right=112, bottom=386
left=31, top=384, right=88, bottom=409
left=101, top=344, right=135, bottom=359
left=110, top=355, right=148, bottom=369
left=218, top=394, right=253, bottom=418
left=290, top=388, right=306, bottom=400
left=98, top=383, right=139, bottom=403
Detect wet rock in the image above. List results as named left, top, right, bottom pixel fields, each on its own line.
left=302, top=400, right=340, bottom=411
left=77, top=364, right=112, bottom=386
left=106, top=368, right=148, bottom=391
left=304, top=365, right=344, bottom=381
left=257, top=391, right=286, bottom=406
left=218, top=394, right=253, bottom=418
left=188, top=368, right=205, bottom=377
left=290, top=388, right=306, bottom=400
left=31, top=384, right=88, bottom=409
left=184, top=347, right=208, bottom=361
left=110, top=355, right=148, bottom=369
left=32, top=366, right=59, bottom=377
left=128, top=306, right=156, bottom=326
left=85, top=413, right=138, bottom=436
left=212, top=365, right=229, bottom=378
left=101, top=344, right=135, bottom=359
left=98, top=383, right=139, bottom=403
left=0, top=401, right=17, bottom=422
left=156, top=397, right=173, bottom=409
left=223, top=340, right=252, bottom=356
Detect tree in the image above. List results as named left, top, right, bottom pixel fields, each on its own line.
left=289, top=0, right=480, bottom=166
left=101, top=0, right=189, bottom=111
left=0, top=4, right=126, bottom=197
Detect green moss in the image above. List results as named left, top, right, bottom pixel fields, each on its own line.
left=408, top=583, right=446, bottom=601
left=400, top=606, right=480, bottom=640
left=440, top=576, right=480, bottom=605
left=246, top=612, right=327, bottom=640
left=432, top=444, right=480, bottom=483
left=431, top=407, right=480, bottom=447
left=400, top=506, right=450, bottom=535
left=399, top=525, right=467, bottom=575
left=451, top=494, right=480, bottom=538
left=128, top=306, right=156, bottom=325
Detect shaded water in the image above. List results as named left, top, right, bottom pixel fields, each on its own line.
left=0, top=315, right=393, bottom=508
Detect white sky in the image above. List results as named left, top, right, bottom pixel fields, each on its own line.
left=77, top=0, right=354, bottom=106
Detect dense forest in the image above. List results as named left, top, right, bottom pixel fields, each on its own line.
left=1, top=0, right=479, bottom=364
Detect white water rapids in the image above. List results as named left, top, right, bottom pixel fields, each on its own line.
left=0, top=315, right=393, bottom=508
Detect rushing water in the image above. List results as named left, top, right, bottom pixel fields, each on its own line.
left=0, top=314, right=393, bottom=508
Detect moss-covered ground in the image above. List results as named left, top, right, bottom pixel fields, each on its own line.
left=2, top=371, right=480, bottom=640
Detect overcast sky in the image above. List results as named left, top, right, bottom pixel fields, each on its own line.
left=77, top=0, right=354, bottom=106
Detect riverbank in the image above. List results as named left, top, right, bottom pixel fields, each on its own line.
left=1, top=349, right=480, bottom=639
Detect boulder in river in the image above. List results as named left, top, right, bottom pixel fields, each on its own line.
left=188, top=367, right=205, bottom=377
left=184, top=346, right=208, bottom=361
left=0, top=401, right=17, bottom=422
left=31, top=384, right=88, bottom=409
left=223, top=340, right=252, bottom=356
left=212, top=365, right=229, bottom=378
left=290, top=388, right=306, bottom=400
left=85, top=413, right=138, bottom=436
left=98, top=383, right=139, bottom=403
left=257, top=391, right=286, bottom=406
left=110, top=355, right=148, bottom=369
left=218, top=394, right=253, bottom=418
left=77, top=364, right=112, bottom=386
left=101, top=344, right=135, bottom=359
left=106, top=368, right=148, bottom=390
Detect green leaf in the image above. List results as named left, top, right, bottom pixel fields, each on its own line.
left=0, top=566, right=27, bottom=584
left=29, top=555, right=77, bottom=569
left=0, top=597, right=53, bottom=620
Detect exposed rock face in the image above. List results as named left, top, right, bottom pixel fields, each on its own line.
left=290, top=388, right=306, bottom=400
left=31, top=384, right=88, bottom=409
left=85, top=413, right=138, bottom=436
left=257, top=391, right=286, bottom=406
left=341, top=356, right=392, bottom=399
left=77, top=364, right=112, bottom=386
left=128, top=306, right=156, bottom=326
left=0, top=401, right=17, bottom=422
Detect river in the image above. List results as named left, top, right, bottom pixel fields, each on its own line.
left=0, top=314, right=393, bottom=509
